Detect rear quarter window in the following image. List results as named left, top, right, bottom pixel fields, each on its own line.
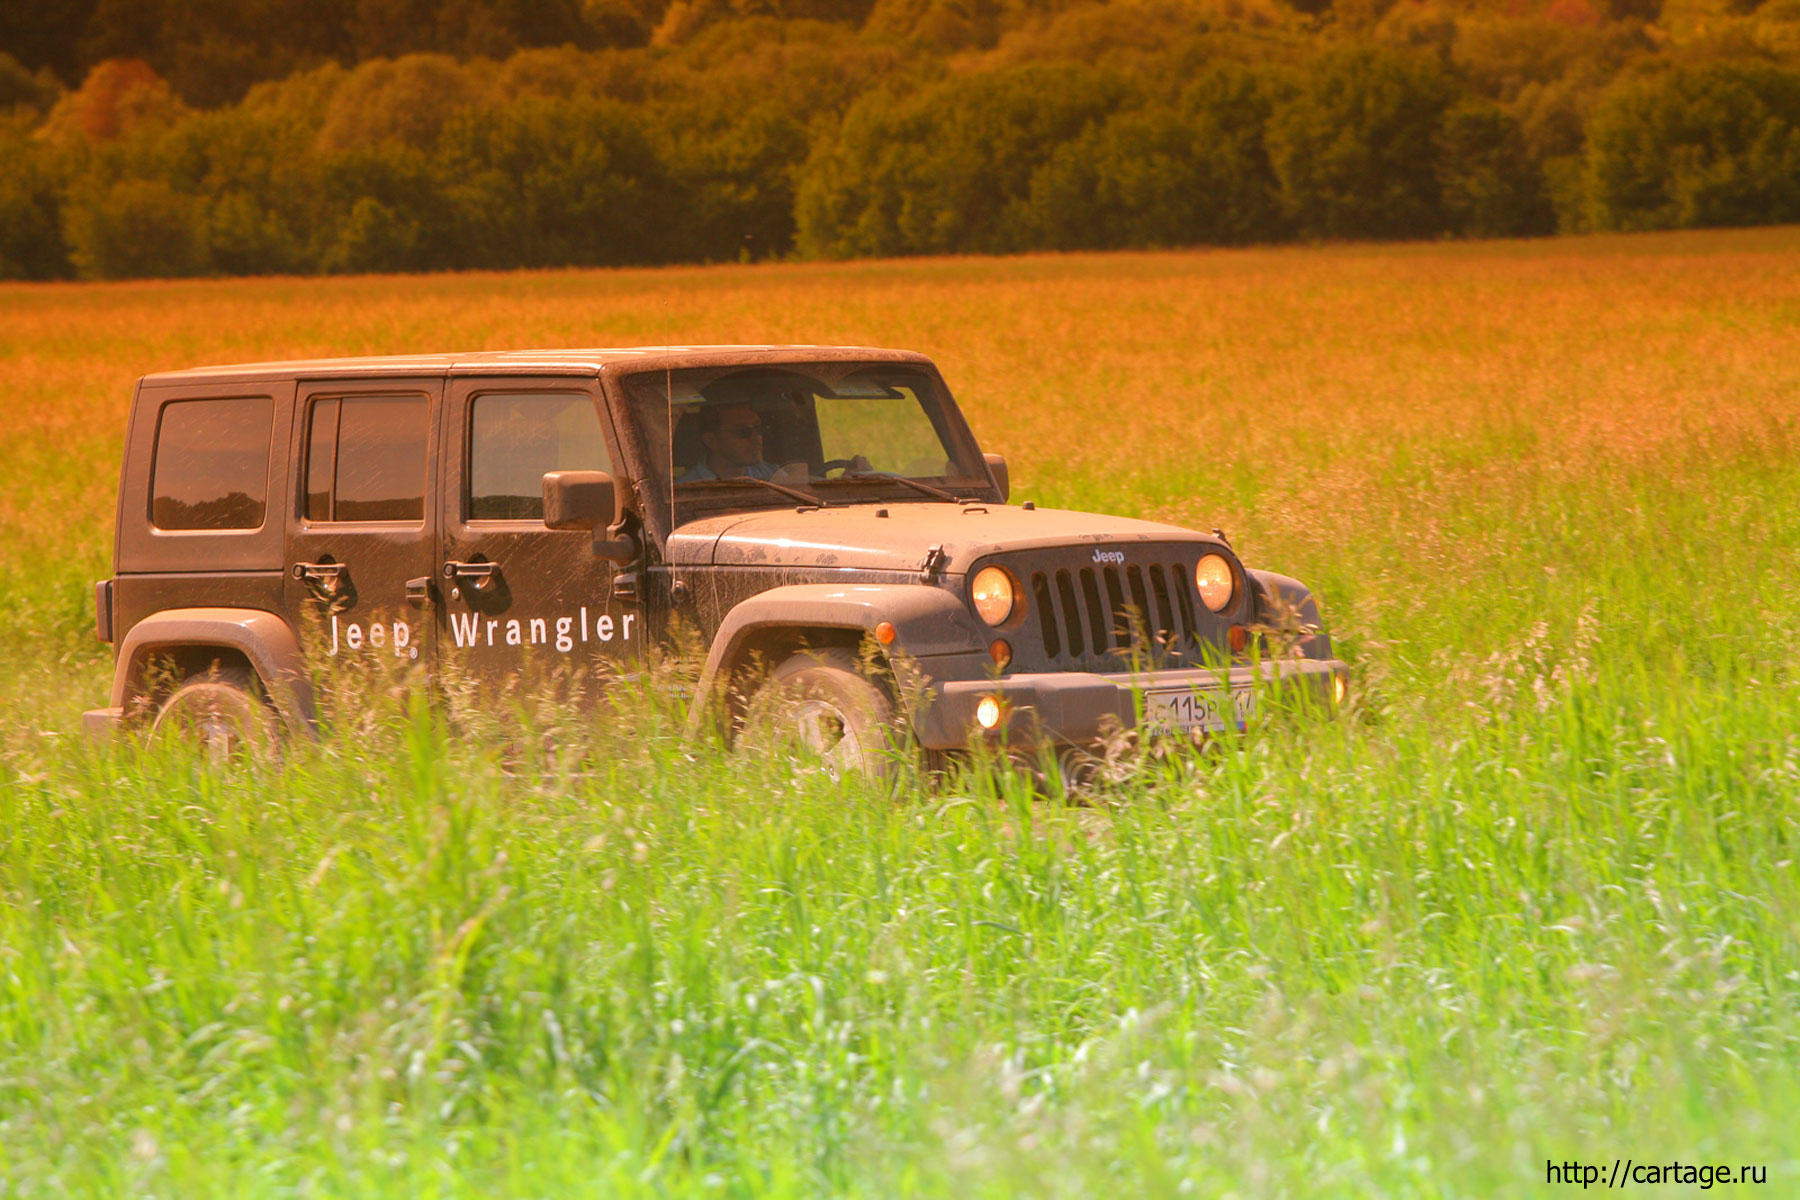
left=150, top=396, right=274, bottom=531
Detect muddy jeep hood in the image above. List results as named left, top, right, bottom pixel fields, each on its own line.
left=665, top=503, right=1226, bottom=573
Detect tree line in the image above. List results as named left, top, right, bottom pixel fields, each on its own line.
left=4, top=0, right=1800, bottom=280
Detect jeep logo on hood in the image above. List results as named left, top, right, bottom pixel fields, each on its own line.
left=1092, top=549, right=1126, bottom=564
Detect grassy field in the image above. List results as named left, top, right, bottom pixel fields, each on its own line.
left=3, top=229, right=1800, bottom=1196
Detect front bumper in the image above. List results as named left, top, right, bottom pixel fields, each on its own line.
left=910, top=657, right=1347, bottom=749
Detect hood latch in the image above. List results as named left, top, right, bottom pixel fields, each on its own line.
left=919, top=544, right=948, bottom=583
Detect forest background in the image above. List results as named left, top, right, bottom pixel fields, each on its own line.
left=5, top=0, right=1800, bottom=280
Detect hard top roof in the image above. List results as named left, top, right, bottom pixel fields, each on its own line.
left=139, top=345, right=932, bottom=386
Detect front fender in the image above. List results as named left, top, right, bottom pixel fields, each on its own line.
left=113, top=607, right=318, bottom=735
left=1247, top=570, right=1333, bottom=661
left=689, top=581, right=985, bottom=728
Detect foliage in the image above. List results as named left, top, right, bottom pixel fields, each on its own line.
left=1266, top=43, right=1459, bottom=239
left=660, top=98, right=810, bottom=260
left=1584, top=59, right=1800, bottom=230
left=312, top=145, right=448, bottom=273
left=0, top=51, right=61, bottom=115
left=795, top=63, right=1130, bottom=257
left=0, top=116, right=70, bottom=280
left=7, top=1, right=1800, bottom=276
left=314, top=53, right=489, bottom=153
left=63, top=176, right=211, bottom=278
left=1436, top=97, right=1556, bottom=236
left=38, top=57, right=188, bottom=144
left=1023, top=63, right=1290, bottom=249
left=438, top=96, right=670, bottom=268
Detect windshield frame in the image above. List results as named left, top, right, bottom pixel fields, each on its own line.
left=610, top=358, right=999, bottom=534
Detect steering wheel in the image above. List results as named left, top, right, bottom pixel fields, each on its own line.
left=817, top=459, right=858, bottom=478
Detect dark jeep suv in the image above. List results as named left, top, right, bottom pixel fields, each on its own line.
left=86, top=346, right=1346, bottom=772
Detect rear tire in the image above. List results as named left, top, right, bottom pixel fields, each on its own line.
left=741, top=648, right=899, bottom=782
left=150, top=666, right=276, bottom=762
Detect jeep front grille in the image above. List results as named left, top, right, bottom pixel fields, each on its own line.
left=1029, top=562, right=1201, bottom=668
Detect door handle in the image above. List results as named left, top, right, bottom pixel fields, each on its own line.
left=292, top=560, right=347, bottom=596
left=442, top=560, right=500, bottom=591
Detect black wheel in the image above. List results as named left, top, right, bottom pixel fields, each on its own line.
left=817, top=458, right=856, bottom=478
left=149, top=666, right=276, bottom=762
left=741, top=648, right=899, bottom=782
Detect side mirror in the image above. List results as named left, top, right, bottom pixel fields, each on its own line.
left=983, top=453, right=1009, bottom=504
left=543, top=471, right=618, bottom=531
left=544, top=470, right=638, bottom=563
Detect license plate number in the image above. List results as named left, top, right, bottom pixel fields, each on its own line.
left=1143, top=687, right=1254, bottom=733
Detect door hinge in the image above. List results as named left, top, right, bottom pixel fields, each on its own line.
left=612, top=571, right=640, bottom=602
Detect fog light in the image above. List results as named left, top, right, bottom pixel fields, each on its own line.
left=1333, top=673, right=1348, bottom=705
left=988, top=638, right=1012, bottom=671
left=976, top=695, right=1002, bottom=729
left=875, top=620, right=896, bottom=645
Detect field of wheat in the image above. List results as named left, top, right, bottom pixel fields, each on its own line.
left=3, top=230, right=1799, bottom=1196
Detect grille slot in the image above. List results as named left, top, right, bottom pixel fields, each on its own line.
left=1054, top=569, right=1085, bottom=658
left=1172, top=564, right=1198, bottom=636
left=1126, top=566, right=1151, bottom=648
left=1149, top=564, right=1178, bottom=643
left=1103, top=568, right=1127, bottom=648
left=1080, top=568, right=1108, bottom=652
left=1032, top=572, right=1060, bottom=659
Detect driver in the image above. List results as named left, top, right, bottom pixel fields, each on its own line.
left=677, top=403, right=778, bottom=483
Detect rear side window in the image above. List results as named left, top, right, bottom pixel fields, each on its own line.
left=468, top=392, right=611, bottom=521
left=304, top=395, right=429, bottom=522
left=151, top=397, right=273, bottom=531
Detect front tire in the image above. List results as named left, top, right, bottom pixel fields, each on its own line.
left=149, top=666, right=276, bottom=762
left=741, top=648, right=899, bottom=782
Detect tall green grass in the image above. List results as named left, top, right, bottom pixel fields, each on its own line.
left=5, top=651, right=1797, bottom=1195
left=3, top=232, right=1800, bottom=1194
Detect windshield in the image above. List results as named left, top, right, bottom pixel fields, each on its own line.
left=622, top=363, right=989, bottom=520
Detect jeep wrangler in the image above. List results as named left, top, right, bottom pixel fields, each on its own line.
left=85, top=347, right=1346, bottom=772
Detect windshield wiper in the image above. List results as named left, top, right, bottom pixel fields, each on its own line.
left=834, top=471, right=962, bottom=503
left=713, top=475, right=829, bottom=507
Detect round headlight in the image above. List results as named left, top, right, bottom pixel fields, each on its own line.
left=971, top=566, right=1016, bottom=626
left=1195, top=553, right=1235, bottom=613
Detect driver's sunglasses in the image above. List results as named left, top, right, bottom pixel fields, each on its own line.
left=721, top=424, right=762, bottom=439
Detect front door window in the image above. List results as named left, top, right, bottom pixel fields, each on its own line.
left=468, top=393, right=610, bottom=520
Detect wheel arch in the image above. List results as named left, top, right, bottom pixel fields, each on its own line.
left=685, top=582, right=984, bottom=738
left=113, top=607, right=318, bottom=736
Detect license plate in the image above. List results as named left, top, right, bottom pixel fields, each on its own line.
left=1142, top=686, right=1255, bottom=733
